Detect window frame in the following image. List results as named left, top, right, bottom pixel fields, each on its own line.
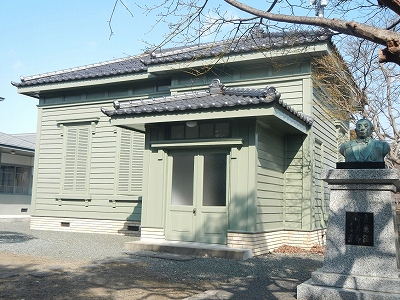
left=165, top=121, right=231, bottom=141
left=0, top=164, right=32, bottom=195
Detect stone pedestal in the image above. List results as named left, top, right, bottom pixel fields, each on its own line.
left=297, top=169, right=400, bottom=300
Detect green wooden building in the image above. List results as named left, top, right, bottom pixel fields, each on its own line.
left=14, top=30, right=348, bottom=254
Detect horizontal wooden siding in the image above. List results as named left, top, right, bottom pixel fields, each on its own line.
left=33, top=102, right=144, bottom=223
left=256, top=125, right=285, bottom=231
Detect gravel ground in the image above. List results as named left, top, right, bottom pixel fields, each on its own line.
left=0, top=218, right=324, bottom=299
left=0, top=218, right=138, bottom=262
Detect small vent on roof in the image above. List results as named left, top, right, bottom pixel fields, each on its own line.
left=61, top=222, right=70, bottom=227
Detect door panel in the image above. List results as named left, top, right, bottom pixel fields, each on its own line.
left=197, top=210, right=228, bottom=244
left=166, top=149, right=228, bottom=244
left=167, top=152, right=196, bottom=242
left=168, top=208, right=196, bottom=241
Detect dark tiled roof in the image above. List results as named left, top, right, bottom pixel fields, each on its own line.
left=14, top=30, right=332, bottom=88
left=142, top=30, right=330, bottom=65
left=101, top=79, right=314, bottom=126
left=0, top=132, right=35, bottom=151
left=14, top=56, right=147, bottom=87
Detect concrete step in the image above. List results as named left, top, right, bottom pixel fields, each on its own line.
left=125, top=240, right=253, bottom=260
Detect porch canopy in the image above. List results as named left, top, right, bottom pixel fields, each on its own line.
left=101, top=79, right=313, bottom=134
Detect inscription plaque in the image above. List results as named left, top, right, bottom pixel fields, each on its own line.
left=345, top=212, right=374, bottom=246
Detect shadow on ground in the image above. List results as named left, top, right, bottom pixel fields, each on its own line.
left=0, top=259, right=217, bottom=300
left=0, top=231, right=36, bottom=244
left=0, top=253, right=323, bottom=300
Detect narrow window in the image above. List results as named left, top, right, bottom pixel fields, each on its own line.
left=185, top=125, right=198, bottom=139
left=171, top=153, right=194, bottom=206
left=170, top=124, right=185, bottom=139
left=15, top=166, right=31, bottom=194
left=199, top=123, right=214, bottom=138
left=215, top=123, right=230, bottom=138
left=0, top=166, right=14, bottom=193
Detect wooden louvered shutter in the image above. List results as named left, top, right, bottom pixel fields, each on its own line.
left=117, top=129, right=143, bottom=194
left=130, top=131, right=144, bottom=193
left=313, top=140, right=326, bottom=227
left=64, top=125, right=90, bottom=192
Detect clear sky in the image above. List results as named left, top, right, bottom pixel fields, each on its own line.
left=0, top=0, right=174, bottom=134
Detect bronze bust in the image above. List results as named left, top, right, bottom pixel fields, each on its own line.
left=339, top=119, right=390, bottom=163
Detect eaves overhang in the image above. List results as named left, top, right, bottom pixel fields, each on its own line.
left=0, top=132, right=35, bottom=154
left=102, top=79, right=313, bottom=134
left=146, top=43, right=329, bottom=75
left=0, top=145, right=35, bottom=156
left=16, top=72, right=152, bottom=96
left=109, top=103, right=310, bottom=134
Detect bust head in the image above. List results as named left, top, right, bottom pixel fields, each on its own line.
left=355, top=119, right=373, bottom=140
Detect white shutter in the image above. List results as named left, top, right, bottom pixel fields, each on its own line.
left=117, top=129, right=143, bottom=194
left=64, top=125, right=90, bottom=192
left=130, top=131, right=144, bottom=193
left=118, top=130, right=131, bottom=193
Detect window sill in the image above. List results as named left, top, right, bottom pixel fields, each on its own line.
left=56, top=194, right=92, bottom=200
left=109, top=195, right=142, bottom=202
left=56, top=194, right=92, bottom=206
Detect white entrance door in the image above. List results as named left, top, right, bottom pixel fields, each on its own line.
left=166, top=150, right=228, bottom=244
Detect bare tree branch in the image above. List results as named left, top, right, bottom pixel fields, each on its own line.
left=225, top=0, right=399, bottom=44
left=314, top=34, right=400, bottom=167
left=108, top=0, right=134, bottom=40
left=267, top=0, right=279, bottom=13
left=378, top=0, right=400, bottom=15
left=225, top=0, right=400, bottom=64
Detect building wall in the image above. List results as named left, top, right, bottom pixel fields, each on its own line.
left=0, top=194, right=32, bottom=216
left=140, top=118, right=258, bottom=234
left=140, top=129, right=167, bottom=229
left=279, top=74, right=338, bottom=232
left=255, top=123, right=285, bottom=231
left=309, top=82, right=342, bottom=231
left=31, top=99, right=144, bottom=231
left=249, top=72, right=339, bottom=233
left=284, top=134, right=307, bottom=230
left=140, top=60, right=339, bottom=241
left=0, top=152, right=34, bottom=216
left=28, top=48, right=342, bottom=241
left=228, top=119, right=257, bottom=233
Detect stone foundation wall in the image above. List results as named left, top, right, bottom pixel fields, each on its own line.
left=140, top=227, right=165, bottom=241
left=30, top=216, right=140, bottom=236
left=138, top=228, right=326, bottom=255
left=227, top=229, right=326, bottom=256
